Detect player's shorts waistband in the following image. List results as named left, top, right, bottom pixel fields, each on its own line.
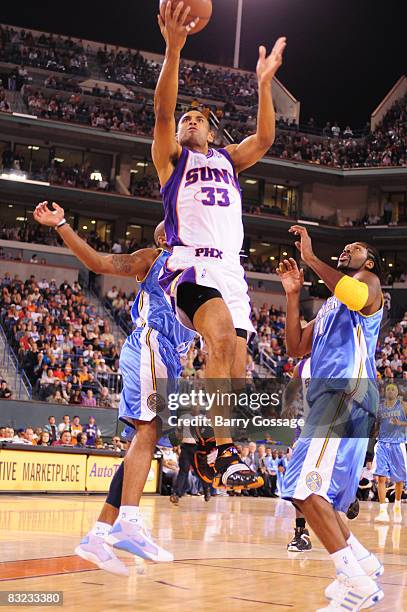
left=169, top=245, right=241, bottom=267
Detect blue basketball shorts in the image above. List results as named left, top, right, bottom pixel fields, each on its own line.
left=372, top=440, right=407, bottom=482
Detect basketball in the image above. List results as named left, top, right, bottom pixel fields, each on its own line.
left=159, top=0, right=212, bottom=34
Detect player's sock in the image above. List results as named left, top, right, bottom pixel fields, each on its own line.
left=394, top=499, right=401, bottom=510
left=118, top=505, right=141, bottom=523
left=91, top=521, right=111, bottom=537
left=346, top=532, right=370, bottom=562
left=330, top=546, right=365, bottom=578
left=296, top=517, right=306, bottom=529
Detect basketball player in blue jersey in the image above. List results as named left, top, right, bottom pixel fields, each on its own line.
left=34, top=201, right=195, bottom=570
left=373, top=383, right=407, bottom=523
left=153, top=1, right=286, bottom=489
left=277, top=225, right=384, bottom=611
left=284, top=358, right=359, bottom=553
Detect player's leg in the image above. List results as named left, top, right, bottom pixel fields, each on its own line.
left=285, top=435, right=383, bottom=610
left=106, top=331, right=174, bottom=561
left=394, top=481, right=404, bottom=523
left=210, top=333, right=263, bottom=489
left=75, top=463, right=129, bottom=576
left=375, top=476, right=390, bottom=522
left=373, top=441, right=390, bottom=522
left=180, top=285, right=260, bottom=488
left=392, top=442, right=407, bottom=523
left=171, top=443, right=193, bottom=504
left=287, top=509, right=312, bottom=552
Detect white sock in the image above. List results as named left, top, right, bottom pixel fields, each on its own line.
left=330, top=546, right=365, bottom=578
left=347, top=532, right=370, bottom=562
left=394, top=499, right=401, bottom=510
left=119, top=505, right=140, bottom=523
left=91, top=521, right=111, bottom=537
left=379, top=503, right=388, bottom=513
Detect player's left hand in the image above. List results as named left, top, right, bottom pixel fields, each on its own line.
left=289, top=225, right=315, bottom=263
left=34, top=201, right=65, bottom=227
left=256, top=37, right=286, bottom=84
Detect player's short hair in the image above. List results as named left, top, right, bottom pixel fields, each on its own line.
left=177, top=110, right=209, bottom=128
left=357, top=242, right=382, bottom=279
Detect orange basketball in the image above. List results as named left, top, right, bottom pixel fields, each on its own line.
left=159, top=0, right=212, bottom=35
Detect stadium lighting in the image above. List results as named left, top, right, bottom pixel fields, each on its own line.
left=1, top=172, right=28, bottom=182
left=318, top=279, right=324, bottom=284
left=249, top=248, right=256, bottom=253
left=282, top=251, right=288, bottom=256
left=245, top=179, right=257, bottom=184
left=91, top=220, right=96, bottom=224
left=233, top=0, right=243, bottom=68
left=331, top=256, right=338, bottom=261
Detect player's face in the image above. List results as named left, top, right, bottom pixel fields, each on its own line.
left=177, top=112, right=210, bottom=149
left=385, top=385, right=398, bottom=400
left=337, top=243, right=371, bottom=272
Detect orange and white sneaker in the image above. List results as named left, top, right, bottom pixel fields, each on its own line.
left=213, top=445, right=263, bottom=490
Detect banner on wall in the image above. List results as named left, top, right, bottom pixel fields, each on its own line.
left=0, top=449, right=86, bottom=492
left=85, top=455, right=159, bottom=493
left=0, top=448, right=160, bottom=493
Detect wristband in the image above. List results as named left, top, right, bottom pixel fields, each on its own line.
left=56, top=219, right=67, bottom=229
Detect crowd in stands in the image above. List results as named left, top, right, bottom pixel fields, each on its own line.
left=0, top=273, right=122, bottom=406
left=21, top=85, right=155, bottom=136
left=0, top=379, right=12, bottom=398
left=375, top=311, right=407, bottom=381
left=0, top=25, right=89, bottom=76
left=0, top=415, right=125, bottom=451
left=1, top=24, right=406, bottom=170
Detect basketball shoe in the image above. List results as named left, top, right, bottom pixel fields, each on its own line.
left=105, top=518, right=174, bottom=562
left=346, top=498, right=360, bottom=520
left=374, top=505, right=390, bottom=523
left=393, top=502, right=402, bottom=523
left=75, top=533, right=129, bottom=576
left=318, top=574, right=384, bottom=611
left=287, top=527, right=312, bottom=552
left=212, top=445, right=263, bottom=490
left=325, top=553, right=384, bottom=601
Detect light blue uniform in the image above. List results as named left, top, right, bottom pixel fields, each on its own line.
left=282, top=294, right=383, bottom=512
left=277, top=456, right=288, bottom=496
left=372, top=400, right=407, bottom=482
left=119, top=250, right=195, bottom=432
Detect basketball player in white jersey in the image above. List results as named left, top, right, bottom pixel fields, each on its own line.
left=153, top=1, right=286, bottom=488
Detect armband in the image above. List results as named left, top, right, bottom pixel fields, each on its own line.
left=56, top=219, right=67, bottom=229
left=334, top=275, right=369, bottom=311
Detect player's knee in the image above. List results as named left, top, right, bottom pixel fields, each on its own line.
left=207, top=331, right=236, bottom=365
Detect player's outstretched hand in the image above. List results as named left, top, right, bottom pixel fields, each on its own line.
left=276, top=257, right=304, bottom=295
left=34, top=201, right=65, bottom=227
left=158, top=1, right=199, bottom=51
left=289, top=225, right=315, bottom=264
left=256, top=37, right=287, bottom=84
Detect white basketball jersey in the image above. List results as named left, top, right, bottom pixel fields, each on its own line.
left=161, top=147, right=244, bottom=255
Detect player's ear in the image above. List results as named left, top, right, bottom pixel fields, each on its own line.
left=365, top=259, right=374, bottom=270
left=208, top=129, right=215, bottom=144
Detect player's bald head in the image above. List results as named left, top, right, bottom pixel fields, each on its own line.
left=154, top=221, right=166, bottom=248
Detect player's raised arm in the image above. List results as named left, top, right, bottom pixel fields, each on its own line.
left=277, top=258, right=315, bottom=358
left=225, top=38, right=286, bottom=174
left=152, top=1, right=197, bottom=186
left=34, top=201, right=155, bottom=278
left=289, top=225, right=383, bottom=315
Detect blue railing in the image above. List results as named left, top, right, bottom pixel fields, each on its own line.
left=0, top=325, right=32, bottom=399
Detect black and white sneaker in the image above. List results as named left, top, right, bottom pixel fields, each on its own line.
left=213, top=445, right=263, bottom=490
left=346, top=498, right=360, bottom=520
left=287, top=528, right=312, bottom=552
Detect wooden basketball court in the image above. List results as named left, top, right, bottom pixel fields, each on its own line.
left=0, top=495, right=405, bottom=610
